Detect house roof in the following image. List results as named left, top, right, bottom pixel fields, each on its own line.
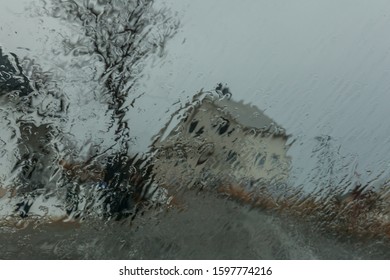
left=153, top=91, right=287, bottom=146
left=207, top=97, right=280, bottom=131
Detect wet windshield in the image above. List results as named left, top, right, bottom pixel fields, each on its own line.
left=1, top=0, right=390, bottom=259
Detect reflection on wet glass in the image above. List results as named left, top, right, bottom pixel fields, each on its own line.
left=1, top=0, right=390, bottom=259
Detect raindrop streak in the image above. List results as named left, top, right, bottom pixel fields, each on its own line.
left=0, top=0, right=390, bottom=260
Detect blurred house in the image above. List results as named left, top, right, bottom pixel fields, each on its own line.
left=151, top=92, right=291, bottom=196
left=0, top=48, right=59, bottom=213
left=0, top=48, right=33, bottom=97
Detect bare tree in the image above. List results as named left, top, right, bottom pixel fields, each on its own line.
left=48, top=0, right=179, bottom=153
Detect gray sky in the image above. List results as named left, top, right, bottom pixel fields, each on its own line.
left=140, top=0, right=390, bottom=191
left=2, top=0, right=390, bottom=192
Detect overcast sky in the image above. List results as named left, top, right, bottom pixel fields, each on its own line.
left=2, top=0, right=390, bottom=192
left=141, top=0, right=390, bottom=191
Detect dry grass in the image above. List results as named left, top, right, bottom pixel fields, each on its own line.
left=59, top=159, right=105, bottom=183
left=3, top=159, right=390, bottom=240
left=213, top=181, right=390, bottom=239
left=59, top=159, right=390, bottom=239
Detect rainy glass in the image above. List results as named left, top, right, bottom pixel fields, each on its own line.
left=1, top=0, right=390, bottom=259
